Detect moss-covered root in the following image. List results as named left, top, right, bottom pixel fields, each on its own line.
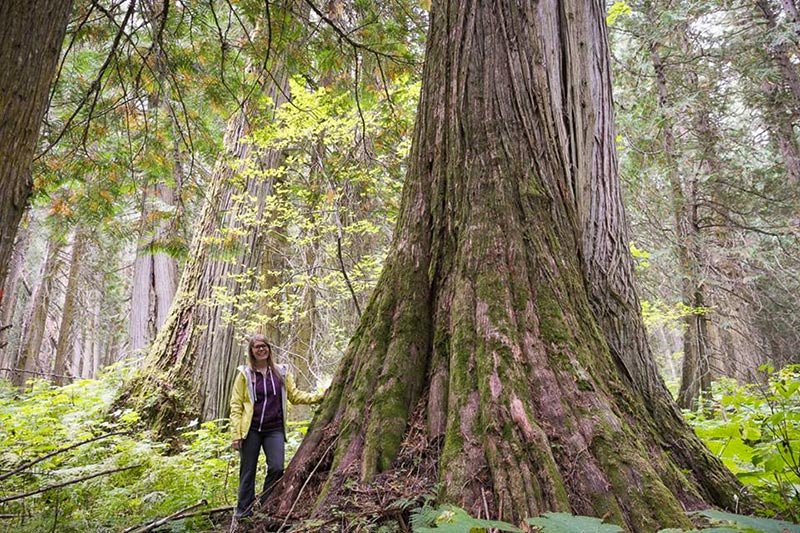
left=110, top=371, right=200, bottom=439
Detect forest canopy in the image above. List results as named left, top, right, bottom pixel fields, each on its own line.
left=0, top=0, right=798, bottom=531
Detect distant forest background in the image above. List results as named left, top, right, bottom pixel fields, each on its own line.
left=2, top=0, right=797, bottom=410
left=1, top=0, right=799, bottom=529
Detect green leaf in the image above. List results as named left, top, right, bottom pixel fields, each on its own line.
left=525, top=513, right=623, bottom=533
left=658, top=527, right=742, bottom=533
left=691, top=510, right=800, bottom=533
left=411, top=505, right=522, bottom=532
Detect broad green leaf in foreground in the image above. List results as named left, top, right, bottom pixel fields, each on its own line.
left=691, top=510, right=800, bottom=533
left=526, top=512, right=623, bottom=533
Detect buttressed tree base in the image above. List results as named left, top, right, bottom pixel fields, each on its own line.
left=263, top=1, right=753, bottom=531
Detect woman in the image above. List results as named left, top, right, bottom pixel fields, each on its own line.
left=229, top=334, right=323, bottom=519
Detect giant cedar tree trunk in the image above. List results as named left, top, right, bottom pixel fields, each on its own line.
left=265, top=1, right=750, bottom=530
left=0, top=0, right=73, bottom=299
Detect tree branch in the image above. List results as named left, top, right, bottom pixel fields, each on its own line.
left=0, top=465, right=142, bottom=504
left=122, top=499, right=208, bottom=533
left=0, top=431, right=129, bottom=483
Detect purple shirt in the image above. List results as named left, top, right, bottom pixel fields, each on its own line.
left=251, top=368, right=283, bottom=432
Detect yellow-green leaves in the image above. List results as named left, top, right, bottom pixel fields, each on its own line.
left=606, top=1, right=632, bottom=27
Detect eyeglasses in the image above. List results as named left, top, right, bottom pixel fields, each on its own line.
left=253, top=345, right=269, bottom=352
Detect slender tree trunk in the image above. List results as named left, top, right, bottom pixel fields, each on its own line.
left=13, top=238, right=63, bottom=386
left=52, top=230, right=87, bottom=385
left=0, top=0, right=73, bottom=297
left=0, top=216, right=31, bottom=364
left=264, top=2, right=751, bottom=530
left=90, top=294, right=103, bottom=376
left=649, top=45, right=712, bottom=410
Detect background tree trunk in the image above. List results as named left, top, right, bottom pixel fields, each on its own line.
left=129, top=182, right=179, bottom=354
left=128, top=0, right=180, bottom=355
left=13, top=237, right=63, bottom=386
left=52, top=230, right=87, bottom=384
left=649, top=44, right=711, bottom=411
left=0, top=216, right=31, bottom=366
left=265, top=1, right=751, bottom=530
left=0, top=0, right=73, bottom=298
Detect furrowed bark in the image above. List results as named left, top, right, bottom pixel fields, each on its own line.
left=264, top=1, right=752, bottom=530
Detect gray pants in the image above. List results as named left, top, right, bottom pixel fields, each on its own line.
left=235, top=428, right=284, bottom=518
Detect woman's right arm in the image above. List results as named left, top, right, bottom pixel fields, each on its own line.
left=230, top=373, right=245, bottom=448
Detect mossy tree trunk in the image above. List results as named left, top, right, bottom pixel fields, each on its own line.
left=265, top=1, right=752, bottom=530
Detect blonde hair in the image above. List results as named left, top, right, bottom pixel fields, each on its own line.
left=247, top=334, right=283, bottom=383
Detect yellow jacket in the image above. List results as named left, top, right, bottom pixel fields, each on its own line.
left=229, top=364, right=323, bottom=442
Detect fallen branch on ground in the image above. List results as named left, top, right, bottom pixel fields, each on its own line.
left=0, top=464, right=142, bottom=504
left=0, top=367, right=77, bottom=382
left=0, top=431, right=129, bottom=482
left=123, top=499, right=208, bottom=533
